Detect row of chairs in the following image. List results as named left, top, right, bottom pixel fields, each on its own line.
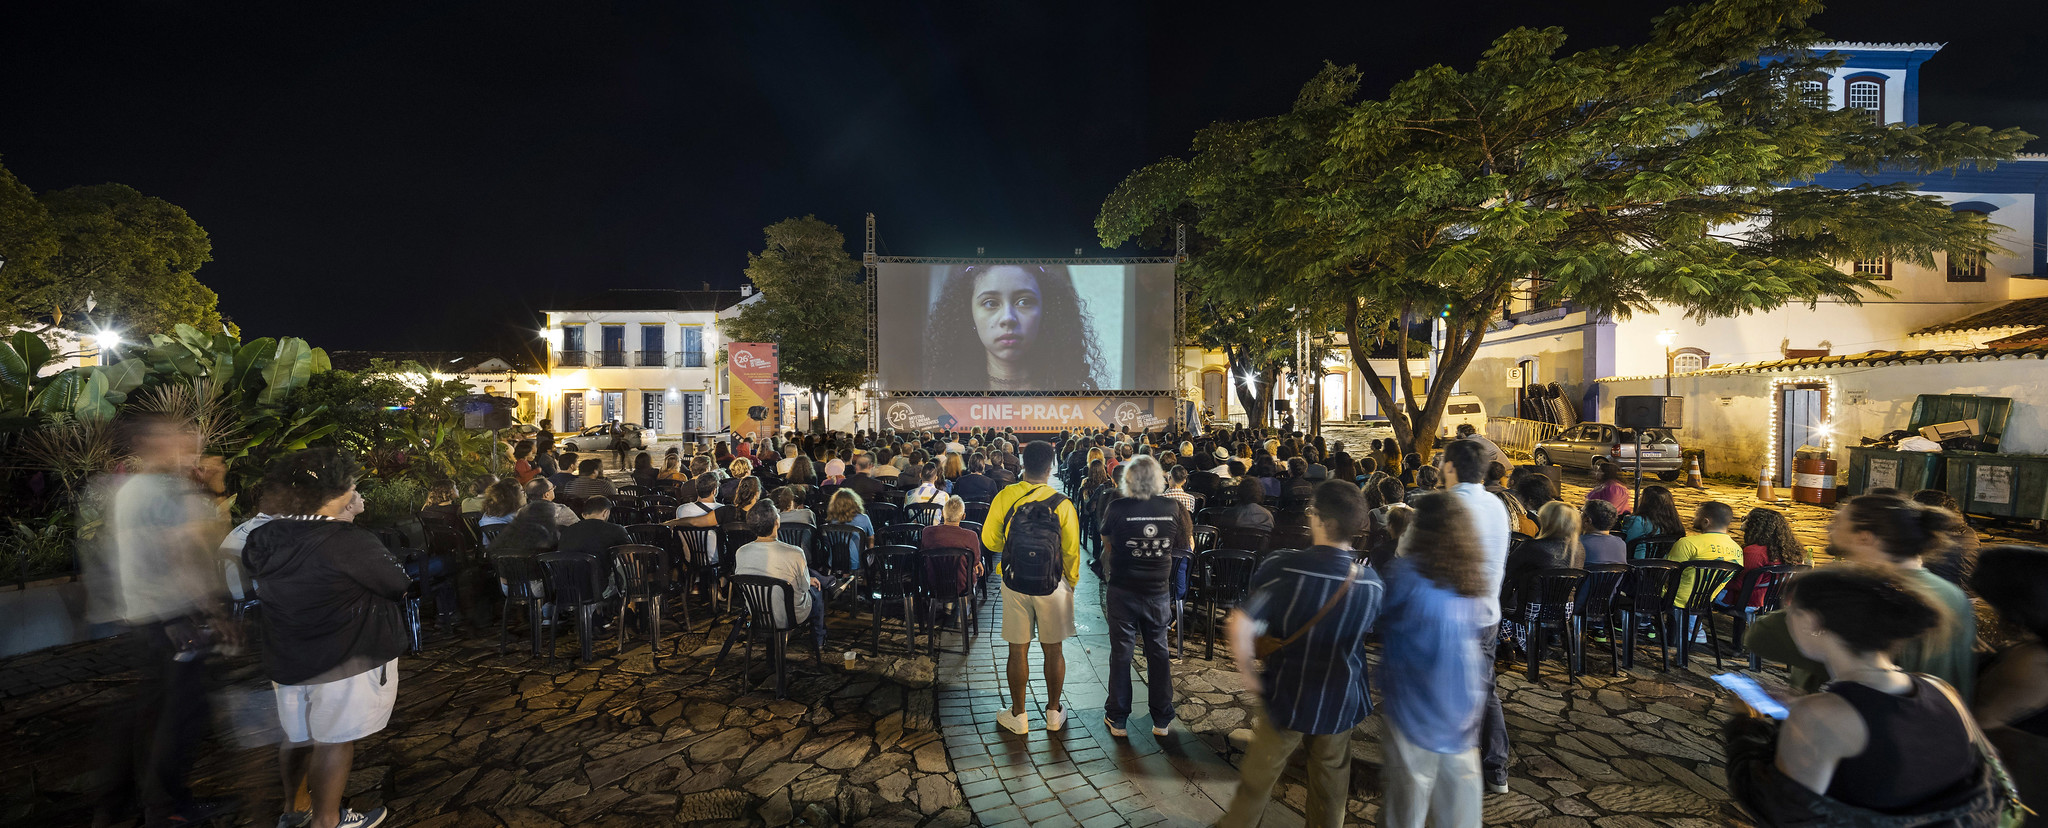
left=1508, top=560, right=1809, bottom=681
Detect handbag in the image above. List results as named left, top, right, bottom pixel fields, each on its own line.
left=1254, top=561, right=1358, bottom=661
left=1925, top=675, right=2034, bottom=828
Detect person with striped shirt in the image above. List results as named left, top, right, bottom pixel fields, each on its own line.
left=1217, top=480, right=1384, bottom=828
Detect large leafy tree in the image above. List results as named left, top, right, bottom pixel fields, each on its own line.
left=0, top=158, right=60, bottom=312
left=719, top=216, right=869, bottom=430
left=1104, top=0, right=2033, bottom=456
left=2, top=180, right=232, bottom=336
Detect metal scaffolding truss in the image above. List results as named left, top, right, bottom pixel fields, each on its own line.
left=880, top=389, right=1177, bottom=398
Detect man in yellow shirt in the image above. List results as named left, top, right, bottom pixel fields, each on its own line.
left=982, top=441, right=1082, bottom=736
left=1666, top=501, right=1741, bottom=607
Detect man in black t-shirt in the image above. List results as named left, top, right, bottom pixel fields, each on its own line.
left=1098, top=456, right=1192, bottom=738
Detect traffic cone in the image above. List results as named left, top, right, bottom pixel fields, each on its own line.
left=1757, top=467, right=1778, bottom=503
left=1686, top=455, right=1705, bottom=489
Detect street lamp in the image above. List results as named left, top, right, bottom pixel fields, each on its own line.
left=1656, top=329, right=1678, bottom=396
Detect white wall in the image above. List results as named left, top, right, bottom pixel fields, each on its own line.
left=1598, top=354, right=2048, bottom=478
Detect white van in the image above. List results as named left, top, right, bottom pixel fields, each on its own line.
left=1438, top=394, right=1487, bottom=439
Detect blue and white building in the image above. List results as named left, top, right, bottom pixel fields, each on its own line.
left=1466, top=42, right=2048, bottom=477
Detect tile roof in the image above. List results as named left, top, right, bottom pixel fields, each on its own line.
left=326, top=350, right=542, bottom=374
left=1599, top=346, right=2048, bottom=381
left=541, top=289, right=745, bottom=313
left=1910, top=297, right=2048, bottom=335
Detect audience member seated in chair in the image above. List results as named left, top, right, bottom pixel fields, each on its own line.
left=557, top=495, right=629, bottom=595
left=1666, top=501, right=1741, bottom=616
left=1503, top=501, right=1585, bottom=619
left=733, top=502, right=832, bottom=650
left=1214, top=476, right=1275, bottom=534
left=921, top=495, right=985, bottom=587
left=561, top=458, right=617, bottom=500
left=1579, top=500, right=1627, bottom=565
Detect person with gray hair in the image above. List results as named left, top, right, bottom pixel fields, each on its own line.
left=1098, top=455, right=1192, bottom=737
left=732, top=501, right=831, bottom=649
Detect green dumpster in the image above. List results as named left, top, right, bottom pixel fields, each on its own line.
left=1943, top=453, right=2048, bottom=523
left=1844, top=447, right=1945, bottom=496
left=1909, top=394, right=2013, bottom=451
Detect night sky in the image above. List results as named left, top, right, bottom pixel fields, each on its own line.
left=4, top=1, right=2043, bottom=351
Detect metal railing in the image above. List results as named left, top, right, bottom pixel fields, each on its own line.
left=555, top=350, right=590, bottom=368
left=635, top=350, right=666, bottom=367
left=679, top=351, right=706, bottom=368
left=1487, top=416, right=1564, bottom=452
left=598, top=350, right=628, bottom=367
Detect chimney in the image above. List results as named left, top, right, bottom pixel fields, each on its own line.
left=702, top=281, right=710, bottom=291
left=740, top=284, right=754, bottom=297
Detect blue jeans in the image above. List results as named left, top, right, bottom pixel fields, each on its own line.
left=1478, top=624, right=1509, bottom=786
left=1105, top=584, right=1174, bottom=726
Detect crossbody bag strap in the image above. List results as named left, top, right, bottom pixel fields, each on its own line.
left=1271, top=561, right=1358, bottom=653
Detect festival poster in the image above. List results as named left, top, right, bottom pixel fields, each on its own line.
left=881, top=395, right=1172, bottom=433
left=726, top=343, right=780, bottom=441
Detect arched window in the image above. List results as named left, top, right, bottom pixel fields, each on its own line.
left=1948, top=210, right=1989, bottom=282
left=1671, top=348, right=1710, bottom=373
left=1845, top=77, right=1884, bottom=122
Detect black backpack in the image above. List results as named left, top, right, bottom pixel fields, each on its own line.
left=1001, top=486, right=1068, bottom=596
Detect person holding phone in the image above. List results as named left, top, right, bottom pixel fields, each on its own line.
left=1723, top=564, right=2009, bottom=825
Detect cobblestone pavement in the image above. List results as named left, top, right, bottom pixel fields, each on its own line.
left=8, top=452, right=2031, bottom=827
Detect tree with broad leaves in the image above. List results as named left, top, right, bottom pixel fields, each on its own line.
left=1103, top=0, right=2032, bottom=457
left=719, top=216, right=869, bottom=432
left=1, top=177, right=234, bottom=337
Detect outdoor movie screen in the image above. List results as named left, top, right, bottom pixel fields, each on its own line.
left=875, top=261, right=1177, bottom=393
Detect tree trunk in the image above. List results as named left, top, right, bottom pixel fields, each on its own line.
left=811, top=390, right=827, bottom=433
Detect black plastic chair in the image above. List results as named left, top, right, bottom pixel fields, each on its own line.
left=964, top=501, right=991, bottom=525
left=625, top=523, right=691, bottom=627
left=491, top=553, right=549, bottom=656
left=536, top=551, right=608, bottom=666
left=867, top=546, right=921, bottom=654
left=777, top=523, right=816, bottom=556
left=1269, top=526, right=1313, bottom=554
left=1631, top=533, right=1683, bottom=561
left=878, top=523, right=922, bottom=549
left=817, top=524, right=869, bottom=575
left=1192, top=524, right=1219, bottom=553
left=479, top=523, right=509, bottom=547
left=1196, top=507, right=1231, bottom=528
left=903, top=502, right=944, bottom=527
left=1672, top=560, right=1743, bottom=669
left=1517, top=568, right=1589, bottom=682
left=1574, top=563, right=1632, bottom=675
left=1618, top=561, right=1682, bottom=670
left=1217, top=527, right=1272, bottom=557
left=867, top=502, right=902, bottom=528
left=713, top=574, right=820, bottom=699
left=1736, top=563, right=1809, bottom=670
left=1198, top=549, right=1259, bottom=661
left=393, top=546, right=457, bottom=629
left=611, top=544, right=665, bottom=655
left=918, top=547, right=977, bottom=655
left=674, top=526, right=723, bottom=614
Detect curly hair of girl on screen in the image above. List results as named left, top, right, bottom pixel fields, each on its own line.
left=921, top=264, right=1105, bottom=392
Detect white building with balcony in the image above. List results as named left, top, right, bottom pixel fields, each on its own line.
left=540, top=289, right=747, bottom=437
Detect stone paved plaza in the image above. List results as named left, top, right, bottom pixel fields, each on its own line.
left=5, top=460, right=2035, bottom=827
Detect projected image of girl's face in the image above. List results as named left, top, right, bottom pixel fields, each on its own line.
left=972, top=266, right=1041, bottom=364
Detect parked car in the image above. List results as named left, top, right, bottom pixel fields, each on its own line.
left=560, top=423, right=645, bottom=452
left=1532, top=423, right=1683, bottom=481
left=1437, top=394, right=1487, bottom=440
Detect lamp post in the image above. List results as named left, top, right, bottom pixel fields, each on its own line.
left=1656, top=329, right=1677, bottom=396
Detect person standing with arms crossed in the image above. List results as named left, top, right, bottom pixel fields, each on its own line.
left=1098, top=455, right=1190, bottom=737
left=982, top=441, right=1082, bottom=735
left=1216, top=480, right=1384, bottom=828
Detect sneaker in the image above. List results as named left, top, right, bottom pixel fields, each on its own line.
left=1488, top=781, right=1510, bottom=794
left=1044, top=706, right=1066, bottom=732
left=276, top=812, right=310, bottom=828
left=997, top=709, right=1029, bottom=734
left=1151, top=721, right=1172, bottom=737
left=336, top=808, right=388, bottom=828
left=1105, top=716, right=1127, bottom=737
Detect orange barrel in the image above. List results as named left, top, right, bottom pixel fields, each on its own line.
left=1793, top=457, right=1839, bottom=505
